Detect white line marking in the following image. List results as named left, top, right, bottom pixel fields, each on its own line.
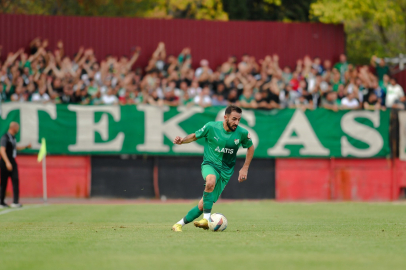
left=0, top=204, right=48, bottom=216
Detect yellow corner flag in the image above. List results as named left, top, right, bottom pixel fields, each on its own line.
left=37, top=138, right=47, bottom=162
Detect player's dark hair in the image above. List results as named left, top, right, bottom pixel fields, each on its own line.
left=225, top=105, right=242, bottom=115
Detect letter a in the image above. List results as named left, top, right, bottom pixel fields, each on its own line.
left=268, top=110, right=330, bottom=156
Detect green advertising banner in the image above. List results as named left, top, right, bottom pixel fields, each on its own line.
left=0, top=103, right=390, bottom=158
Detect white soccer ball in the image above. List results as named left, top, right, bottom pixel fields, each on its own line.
left=208, top=213, right=228, bottom=232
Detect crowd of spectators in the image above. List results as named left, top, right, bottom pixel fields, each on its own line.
left=0, top=38, right=405, bottom=111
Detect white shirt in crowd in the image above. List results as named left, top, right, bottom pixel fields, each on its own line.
left=188, top=87, right=201, bottom=98
left=31, top=92, right=50, bottom=102
left=386, top=84, right=404, bottom=107
left=341, top=97, right=359, bottom=108
left=102, top=94, right=118, bottom=105
left=195, top=67, right=213, bottom=78
left=194, top=95, right=211, bottom=106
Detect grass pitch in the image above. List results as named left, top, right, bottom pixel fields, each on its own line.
left=0, top=201, right=405, bottom=270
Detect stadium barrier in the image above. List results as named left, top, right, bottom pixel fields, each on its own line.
left=4, top=156, right=90, bottom=198
left=3, top=155, right=275, bottom=200
left=4, top=155, right=406, bottom=201
left=91, top=156, right=275, bottom=199
left=276, top=158, right=396, bottom=201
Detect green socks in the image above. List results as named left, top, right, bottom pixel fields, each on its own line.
left=203, top=191, right=214, bottom=214
left=181, top=192, right=214, bottom=224
left=183, top=206, right=203, bottom=224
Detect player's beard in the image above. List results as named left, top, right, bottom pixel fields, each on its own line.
left=226, top=119, right=238, bottom=131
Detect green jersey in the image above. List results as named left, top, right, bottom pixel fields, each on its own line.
left=195, top=121, right=253, bottom=179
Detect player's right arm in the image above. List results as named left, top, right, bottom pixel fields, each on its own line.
left=173, top=134, right=197, bottom=145
left=173, top=122, right=213, bottom=145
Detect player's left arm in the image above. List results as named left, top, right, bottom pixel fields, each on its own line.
left=238, top=145, right=254, bottom=183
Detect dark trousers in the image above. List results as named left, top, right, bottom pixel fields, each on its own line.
left=0, top=160, right=19, bottom=204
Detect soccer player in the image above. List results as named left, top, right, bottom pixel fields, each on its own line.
left=172, top=105, right=254, bottom=232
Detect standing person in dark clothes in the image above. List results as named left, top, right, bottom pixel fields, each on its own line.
left=0, top=122, right=31, bottom=208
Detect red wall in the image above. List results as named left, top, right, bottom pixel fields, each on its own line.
left=3, top=155, right=405, bottom=201
left=394, top=70, right=406, bottom=92
left=276, top=158, right=406, bottom=201
left=0, top=14, right=345, bottom=69
left=3, top=156, right=90, bottom=198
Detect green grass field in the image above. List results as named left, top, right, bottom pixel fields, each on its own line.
left=0, top=201, right=405, bottom=270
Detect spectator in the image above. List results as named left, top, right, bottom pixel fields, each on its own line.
left=194, top=86, right=211, bottom=107
left=60, top=85, right=73, bottom=104
left=370, top=80, right=386, bottom=107
left=291, top=93, right=312, bottom=111
left=282, top=66, right=292, bottom=84
left=380, top=74, right=390, bottom=93
left=268, top=81, right=281, bottom=109
left=181, top=91, right=194, bottom=107
left=332, top=72, right=343, bottom=92
left=334, top=54, right=349, bottom=82
left=147, top=90, right=163, bottom=106
left=31, top=85, right=50, bottom=102
left=188, top=80, right=201, bottom=98
left=91, top=91, right=103, bottom=105
left=255, top=91, right=270, bottom=110
left=119, top=90, right=135, bottom=105
left=341, top=92, right=360, bottom=109
left=239, top=87, right=257, bottom=109
left=364, top=92, right=381, bottom=110
left=226, top=88, right=238, bottom=105
left=322, top=91, right=339, bottom=112
left=212, top=93, right=228, bottom=107
left=76, top=87, right=92, bottom=105
left=386, top=78, right=404, bottom=108
left=102, top=87, right=118, bottom=105
left=195, top=59, right=213, bottom=82
left=370, top=55, right=390, bottom=82
left=221, top=56, right=237, bottom=76
left=163, top=88, right=179, bottom=107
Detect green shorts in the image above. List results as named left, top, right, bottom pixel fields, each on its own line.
left=201, top=164, right=230, bottom=203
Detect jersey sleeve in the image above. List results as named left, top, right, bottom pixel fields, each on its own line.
left=0, top=135, right=7, bottom=147
left=241, top=130, right=253, bottom=148
left=195, top=122, right=212, bottom=139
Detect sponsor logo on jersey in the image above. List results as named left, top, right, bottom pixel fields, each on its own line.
left=234, top=139, right=240, bottom=145
left=215, top=146, right=234, bottom=154
left=214, top=136, right=219, bottom=141
left=247, top=133, right=252, bottom=140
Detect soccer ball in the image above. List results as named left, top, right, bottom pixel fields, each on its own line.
left=208, top=213, right=228, bottom=232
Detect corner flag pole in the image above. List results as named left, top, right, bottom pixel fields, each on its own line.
left=42, top=154, right=47, bottom=202
left=37, top=138, right=47, bottom=203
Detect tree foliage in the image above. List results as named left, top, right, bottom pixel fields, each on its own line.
left=0, top=0, right=227, bottom=20
left=222, top=0, right=314, bottom=21
left=144, top=0, right=228, bottom=20
left=311, top=0, right=406, bottom=64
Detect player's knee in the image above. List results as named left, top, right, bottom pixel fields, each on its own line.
left=205, top=175, right=216, bottom=191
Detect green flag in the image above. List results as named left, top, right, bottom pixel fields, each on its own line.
left=37, top=138, right=46, bottom=162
